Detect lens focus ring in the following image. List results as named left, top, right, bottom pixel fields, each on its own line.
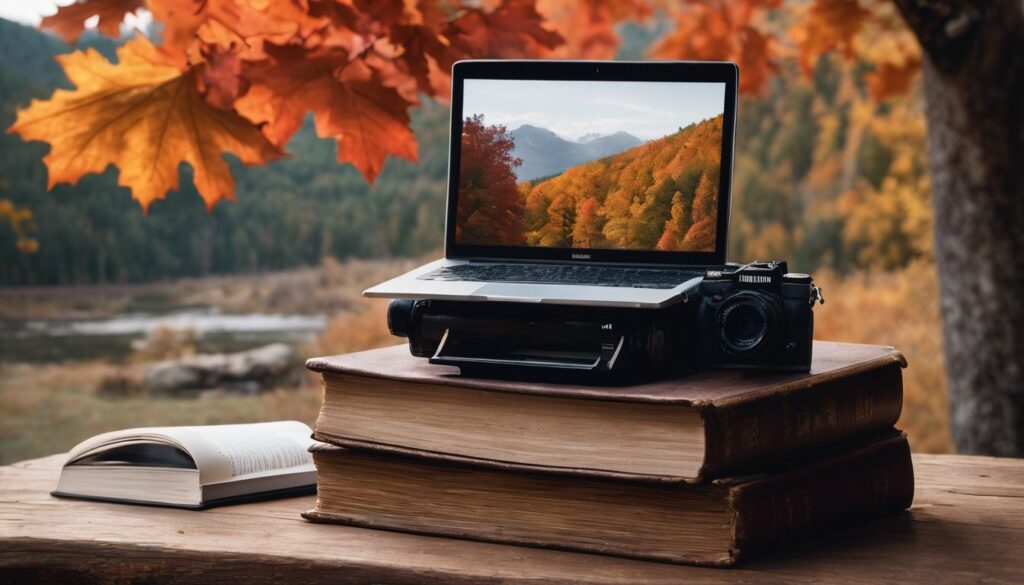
left=386, top=299, right=416, bottom=338
left=715, top=291, right=781, bottom=356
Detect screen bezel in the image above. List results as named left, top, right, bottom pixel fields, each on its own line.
left=445, top=60, right=737, bottom=267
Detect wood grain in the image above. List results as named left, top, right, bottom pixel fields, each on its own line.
left=1, top=453, right=1023, bottom=584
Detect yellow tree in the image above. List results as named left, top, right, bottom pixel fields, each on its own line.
left=656, top=192, right=691, bottom=251
left=572, top=197, right=605, bottom=249
left=0, top=199, right=38, bottom=254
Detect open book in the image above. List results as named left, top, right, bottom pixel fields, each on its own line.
left=53, top=421, right=317, bottom=509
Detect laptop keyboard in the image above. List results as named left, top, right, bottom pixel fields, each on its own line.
left=419, top=263, right=703, bottom=289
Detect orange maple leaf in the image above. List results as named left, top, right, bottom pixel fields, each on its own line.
left=857, top=5, right=921, bottom=100
left=866, top=55, right=921, bottom=100
left=236, top=47, right=418, bottom=183
left=791, top=0, right=872, bottom=76
left=538, top=0, right=650, bottom=60
left=40, top=0, right=145, bottom=44
left=198, top=45, right=245, bottom=109
left=385, top=0, right=462, bottom=97
left=736, top=25, right=776, bottom=95
left=329, top=0, right=458, bottom=100
left=8, top=37, right=283, bottom=212
left=652, top=2, right=776, bottom=94
left=149, top=0, right=315, bottom=61
left=446, top=0, right=563, bottom=59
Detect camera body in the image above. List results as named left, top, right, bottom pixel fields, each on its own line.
left=696, top=261, right=823, bottom=371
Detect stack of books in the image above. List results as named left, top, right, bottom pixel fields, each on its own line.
left=302, top=341, right=913, bottom=566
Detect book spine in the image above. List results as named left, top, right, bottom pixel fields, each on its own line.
left=729, top=433, right=914, bottom=561
left=701, top=362, right=904, bottom=478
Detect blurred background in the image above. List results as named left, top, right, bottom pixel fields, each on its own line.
left=0, top=3, right=951, bottom=465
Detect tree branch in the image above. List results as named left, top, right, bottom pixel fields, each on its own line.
left=892, top=0, right=1024, bottom=76
left=892, top=0, right=979, bottom=72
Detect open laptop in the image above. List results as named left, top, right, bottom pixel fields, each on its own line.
left=366, top=60, right=738, bottom=309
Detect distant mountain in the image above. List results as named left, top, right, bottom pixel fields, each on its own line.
left=588, top=131, right=646, bottom=157
left=508, top=124, right=642, bottom=182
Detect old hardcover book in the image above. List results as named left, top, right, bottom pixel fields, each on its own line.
left=304, top=432, right=914, bottom=566
left=307, top=341, right=905, bottom=480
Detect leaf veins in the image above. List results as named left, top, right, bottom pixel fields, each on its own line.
left=9, top=37, right=283, bottom=211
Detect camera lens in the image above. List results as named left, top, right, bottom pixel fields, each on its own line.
left=386, top=299, right=416, bottom=338
left=716, top=292, right=781, bottom=356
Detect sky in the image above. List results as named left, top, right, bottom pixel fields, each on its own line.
left=0, top=2, right=151, bottom=30
left=463, top=79, right=726, bottom=142
left=0, top=2, right=66, bottom=26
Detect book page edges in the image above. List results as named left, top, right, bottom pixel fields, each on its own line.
left=61, top=421, right=314, bottom=486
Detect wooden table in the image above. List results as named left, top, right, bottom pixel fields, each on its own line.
left=1, top=453, right=1022, bottom=584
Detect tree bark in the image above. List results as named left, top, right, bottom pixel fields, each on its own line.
left=894, top=0, right=1024, bottom=455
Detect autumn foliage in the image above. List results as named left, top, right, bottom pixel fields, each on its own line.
left=457, top=115, right=723, bottom=252
left=455, top=115, right=525, bottom=246
left=0, top=199, right=38, bottom=254
left=524, top=115, right=722, bottom=251
left=10, top=0, right=563, bottom=212
left=8, top=0, right=919, bottom=212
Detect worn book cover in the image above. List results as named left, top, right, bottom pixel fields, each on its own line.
left=303, top=431, right=914, bottom=566
left=307, top=341, right=906, bottom=480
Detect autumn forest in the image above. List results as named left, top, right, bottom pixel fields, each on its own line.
left=455, top=114, right=722, bottom=252
left=0, top=0, right=983, bottom=457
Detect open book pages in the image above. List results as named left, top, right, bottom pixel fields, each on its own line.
left=54, top=421, right=317, bottom=508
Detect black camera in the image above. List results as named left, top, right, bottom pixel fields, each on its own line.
left=696, top=261, right=823, bottom=371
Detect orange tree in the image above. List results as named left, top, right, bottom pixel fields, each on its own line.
left=8, top=0, right=1023, bottom=456
left=455, top=114, right=525, bottom=245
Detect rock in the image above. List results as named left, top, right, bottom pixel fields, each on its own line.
left=142, top=343, right=297, bottom=395
left=143, top=362, right=203, bottom=394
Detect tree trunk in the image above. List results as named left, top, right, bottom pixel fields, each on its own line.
left=895, top=0, right=1024, bottom=455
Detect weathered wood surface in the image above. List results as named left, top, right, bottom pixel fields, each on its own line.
left=1, top=453, right=1022, bottom=584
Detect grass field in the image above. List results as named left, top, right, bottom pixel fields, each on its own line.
left=0, top=259, right=953, bottom=464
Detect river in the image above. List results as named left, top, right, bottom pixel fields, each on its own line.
left=0, top=307, right=327, bottom=363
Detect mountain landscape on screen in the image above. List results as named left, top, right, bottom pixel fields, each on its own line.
left=455, top=113, right=723, bottom=252
left=508, top=125, right=642, bottom=181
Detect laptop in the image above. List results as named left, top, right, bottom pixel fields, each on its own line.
left=366, top=60, right=738, bottom=309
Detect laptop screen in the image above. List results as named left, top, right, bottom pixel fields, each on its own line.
left=447, top=61, right=736, bottom=266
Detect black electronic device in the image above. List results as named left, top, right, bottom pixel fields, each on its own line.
left=386, top=260, right=823, bottom=380
left=695, top=261, right=824, bottom=371
left=386, top=298, right=698, bottom=382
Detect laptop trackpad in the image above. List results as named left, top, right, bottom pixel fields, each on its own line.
left=473, top=283, right=630, bottom=303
